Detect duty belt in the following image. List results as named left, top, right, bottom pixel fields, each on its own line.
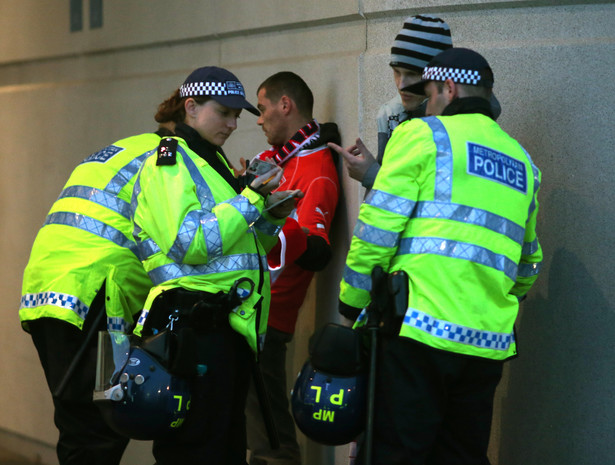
left=145, top=287, right=235, bottom=336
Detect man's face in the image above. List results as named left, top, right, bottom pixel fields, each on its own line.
left=256, top=88, right=287, bottom=146
left=392, top=66, right=424, bottom=111
left=425, top=81, right=450, bottom=116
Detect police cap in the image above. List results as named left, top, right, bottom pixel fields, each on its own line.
left=179, top=66, right=259, bottom=116
left=404, top=47, right=494, bottom=95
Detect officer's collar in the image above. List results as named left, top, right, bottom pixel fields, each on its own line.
left=442, top=97, right=494, bottom=120
left=174, top=123, right=240, bottom=192
left=174, top=123, right=220, bottom=156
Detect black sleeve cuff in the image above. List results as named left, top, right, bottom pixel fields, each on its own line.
left=339, top=300, right=362, bottom=321
left=295, top=235, right=332, bottom=271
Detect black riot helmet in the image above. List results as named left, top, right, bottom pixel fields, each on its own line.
left=93, top=332, right=192, bottom=440
left=291, top=323, right=367, bottom=445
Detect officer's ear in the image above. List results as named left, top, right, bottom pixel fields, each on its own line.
left=444, top=78, right=458, bottom=102
left=184, top=98, right=199, bottom=119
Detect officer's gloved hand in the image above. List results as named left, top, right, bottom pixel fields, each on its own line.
left=339, top=300, right=362, bottom=322
left=249, top=165, right=283, bottom=197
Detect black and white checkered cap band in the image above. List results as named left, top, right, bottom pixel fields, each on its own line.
left=179, top=80, right=246, bottom=98
left=422, top=66, right=482, bottom=85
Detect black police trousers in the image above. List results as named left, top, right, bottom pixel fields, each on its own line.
left=29, top=310, right=129, bottom=465
left=357, top=335, right=503, bottom=465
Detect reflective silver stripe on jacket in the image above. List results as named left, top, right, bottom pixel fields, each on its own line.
left=223, top=195, right=261, bottom=229
left=342, top=265, right=372, bottom=292
left=254, top=216, right=283, bottom=236
left=44, top=212, right=139, bottom=257
left=167, top=147, right=224, bottom=261
left=20, top=291, right=89, bottom=320
left=518, top=146, right=542, bottom=276
left=136, top=238, right=161, bottom=259
left=365, top=190, right=416, bottom=216
left=166, top=191, right=262, bottom=264
left=147, top=253, right=264, bottom=286
left=520, top=146, right=541, bottom=217
left=517, top=261, right=541, bottom=278
left=406, top=308, right=515, bottom=351
left=413, top=201, right=525, bottom=244
left=180, top=146, right=216, bottom=211
left=398, top=236, right=519, bottom=281
left=424, top=117, right=453, bottom=202
left=522, top=237, right=539, bottom=255
left=166, top=210, right=222, bottom=263
left=106, top=151, right=154, bottom=194
left=57, top=149, right=154, bottom=219
left=353, top=219, right=399, bottom=248
left=354, top=201, right=525, bottom=247
left=58, top=186, right=131, bottom=219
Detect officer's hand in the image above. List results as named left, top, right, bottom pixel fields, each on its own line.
left=328, top=138, right=376, bottom=182
left=265, top=190, right=303, bottom=219
left=250, top=165, right=283, bottom=196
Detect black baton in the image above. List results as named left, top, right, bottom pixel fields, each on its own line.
left=252, top=362, right=280, bottom=449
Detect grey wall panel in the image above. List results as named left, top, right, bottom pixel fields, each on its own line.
left=0, top=0, right=362, bottom=64
left=1, top=1, right=615, bottom=464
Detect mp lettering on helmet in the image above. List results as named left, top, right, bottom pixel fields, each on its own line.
left=466, top=143, right=527, bottom=193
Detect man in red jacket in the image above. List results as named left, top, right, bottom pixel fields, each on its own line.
left=245, top=71, right=340, bottom=465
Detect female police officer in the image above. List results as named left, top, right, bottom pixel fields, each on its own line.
left=130, top=66, right=296, bottom=464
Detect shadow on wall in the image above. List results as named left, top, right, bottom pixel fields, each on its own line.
left=315, top=154, right=351, bottom=329
left=499, top=244, right=615, bottom=464
left=301, top=131, right=353, bottom=465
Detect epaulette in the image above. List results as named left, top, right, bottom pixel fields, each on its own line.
left=156, top=137, right=178, bottom=166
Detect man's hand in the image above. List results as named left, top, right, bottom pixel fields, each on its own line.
left=328, top=138, right=376, bottom=182
left=265, top=190, right=303, bottom=218
left=233, top=157, right=248, bottom=177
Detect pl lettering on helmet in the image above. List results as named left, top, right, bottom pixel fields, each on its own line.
left=291, top=323, right=367, bottom=445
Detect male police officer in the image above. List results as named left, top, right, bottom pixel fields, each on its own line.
left=338, top=48, right=542, bottom=464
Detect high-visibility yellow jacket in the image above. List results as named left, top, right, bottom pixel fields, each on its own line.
left=20, top=133, right=159, bottom=332
left=131, top=137, right=284, bottom=353
left=340, top=112, right=542, bottom=360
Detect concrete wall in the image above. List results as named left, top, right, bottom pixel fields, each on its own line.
left=1, top=1, right=614, bottom=464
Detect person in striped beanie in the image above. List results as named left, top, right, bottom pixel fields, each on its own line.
left=389, top=14, right=453, bottom=114
left=330, top=15, right=452, bottom=190
left=330, top=15, right=500, bottom=193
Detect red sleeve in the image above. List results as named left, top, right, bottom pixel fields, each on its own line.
left=266, top=217, right=307, bottom=269
left=296, top=175, right=339, bottom=243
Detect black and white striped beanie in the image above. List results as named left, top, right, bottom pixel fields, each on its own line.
left=390, top=15, right=453, bottom=73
